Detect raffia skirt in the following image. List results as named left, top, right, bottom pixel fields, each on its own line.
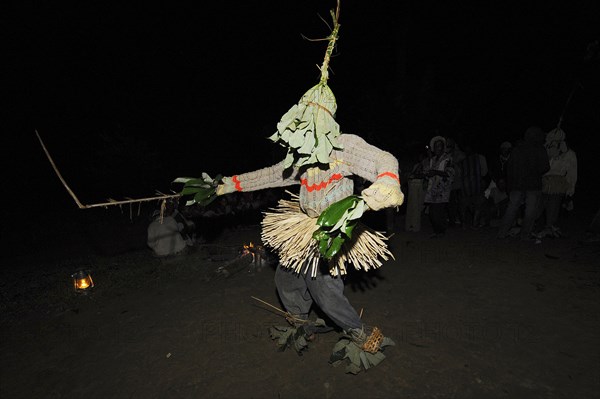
left=260, top=193, right=394, bottom=277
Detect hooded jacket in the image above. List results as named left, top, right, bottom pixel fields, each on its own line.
left=505, top=127, right=550, bottom=191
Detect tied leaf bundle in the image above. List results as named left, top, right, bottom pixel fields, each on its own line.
left=173, top=173, right=222, bottom=206
left=313, top=195, right=366, bottom=259
left=268, top=1, right=342, bottom=169
left=269, top=83, right=342, bottom=169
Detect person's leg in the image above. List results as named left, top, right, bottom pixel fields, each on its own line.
left=536, top=193, right=549, bottom=229
left=497, top=190, right=524, bottom=238
left=497, top=198, right=509, bottom=219
left=274, top=265, right=313, bottom=320
left=477, top=196, right=491, bottom=227
left=271, top=265, right=320, bottom=352
left=309, top=267, right=395, bottom=371
left=448, top=189, right=460, bottom=225
left=465, top=195, right=476, bottom=226
left=458, top=191, right=468, bottom=227
left=473, top=194, right=485, bottom=227
left=545, top=193, right=564, bottom=228
left=305, top=271, right=362, bottom=333
left=520, top=190, right=542, bottom=239
left=440, top=202, right=449, bottom=232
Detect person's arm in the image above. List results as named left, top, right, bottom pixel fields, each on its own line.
left=425, top=157, right=453, bottom=179
left=539, top=148, right=551, bottom=176
left=216, top=161, right=300, bottom=195
left=426, top=168, right=449, bottom=178
left=565, top=150, right=577, bottom=196
left=444, top=161, right=455, bottom=181
left=340, top=134, right=404, bottom=211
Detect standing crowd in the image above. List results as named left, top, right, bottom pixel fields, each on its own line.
left=405, top=125, right=578, bottom=241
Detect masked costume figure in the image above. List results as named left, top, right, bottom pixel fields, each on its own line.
left=183, top=3, right=404, bottom=373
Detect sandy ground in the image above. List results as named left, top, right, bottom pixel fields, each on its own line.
left=1, top=205, right=599, bottom=399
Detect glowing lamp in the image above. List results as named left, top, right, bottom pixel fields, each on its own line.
left=71, top=270, right=94, bottom=294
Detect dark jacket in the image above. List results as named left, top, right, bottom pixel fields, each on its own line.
left=506, top=127, right=550, bottom=191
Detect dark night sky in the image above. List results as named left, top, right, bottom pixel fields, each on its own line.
left=7, top=1, right=600, bottom=210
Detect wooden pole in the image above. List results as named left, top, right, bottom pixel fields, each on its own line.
left=35, top=130, right=180, bottom=209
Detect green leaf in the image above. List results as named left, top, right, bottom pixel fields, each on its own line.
left=194, top=191, right=208, bottom=204
left=348, top=200, right=365, bottom=220
left=316, top=196, right=360, bottom=227
left=172, top=177, right=193, bottom=184
left=315, top=140, right=331, bottom=164
left=324, top=235, right=345, bottom=259
left=280, top=129, right=291, bottom=143
left=268, top=131, right=280, bottom=142
left=180, top=178, right=206, bottom=187
left=330, top=209, right=350, bottom=232
left=312, top=230, right=329, bottom=241
left=195, top=188, right=216, bottom=201
left=277, top=104, right=298, bottom=133
left=288, top=129, right=306, bottom=149
left=283, top=151, right=295, bottom=169
left=343, top=222, right=356, bottom=239
left=319, top=237, right=330, bottom=256
left=298, top=130, right=316, bottom=155
left=180, top=186, right=202, bottom=196
left=313, top=196, right=365, bottom=258
left=201, top=194, right=218, bottom=207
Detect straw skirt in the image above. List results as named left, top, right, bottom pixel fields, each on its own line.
left=261, top=194, right=394, bottom=277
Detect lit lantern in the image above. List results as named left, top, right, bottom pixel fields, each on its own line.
left=71, top=270, right=94, bottom=294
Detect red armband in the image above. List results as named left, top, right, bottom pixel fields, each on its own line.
left=377, top=172, right=400, bottom=183
left=232, top=175, right=243, bottom=191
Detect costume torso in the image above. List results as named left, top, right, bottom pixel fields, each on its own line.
left=229, top=134, right=401, bottom=217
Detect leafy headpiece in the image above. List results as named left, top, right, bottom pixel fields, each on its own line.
left=268, top=2, right=342, bottom=169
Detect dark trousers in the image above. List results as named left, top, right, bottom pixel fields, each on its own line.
left=428, top=202, right=448, bottom=234
left=448, top=189, right=462, bottom=224
left=539, top=193, right=565, bottom=228
left=274, top=265, right=362, bottom=334
left=498, top=190, right=541, bottom=239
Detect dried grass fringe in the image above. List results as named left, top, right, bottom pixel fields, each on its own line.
left=260, top=193, right=394, bottom=276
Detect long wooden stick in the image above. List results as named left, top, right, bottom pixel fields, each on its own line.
left=35, top=130, right=181, bottom=209
left=250, top=296, right=307, bottom=324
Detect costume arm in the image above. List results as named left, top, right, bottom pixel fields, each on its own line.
left=216, top=161, right=300, bottom=195
left=340, top=134, right=404, bottom=211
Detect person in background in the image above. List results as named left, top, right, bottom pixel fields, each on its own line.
left=445, top=137, right=466, bottom=226
left=405, top=146, right=430, bottom=232
left=422, top=136, right=455, bottom=238
left=490, top=141, right=512, bottom=184
left=459, top=144, right=489, bottom=228
left=147, top=200, right=194, bottom=257
left=497, top=126, right=550, bottom=240
left=482, top=175, right=509, bottom=226
left=536, top=127, right=578, bottom=238
left=481, top=141, right=512, bottom=226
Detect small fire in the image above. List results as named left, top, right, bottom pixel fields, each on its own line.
left=241, top=242, right=267, bottom=269
left=242, top=242, right=255, bottom=260
left=76, top=278, right=90, bottom=289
